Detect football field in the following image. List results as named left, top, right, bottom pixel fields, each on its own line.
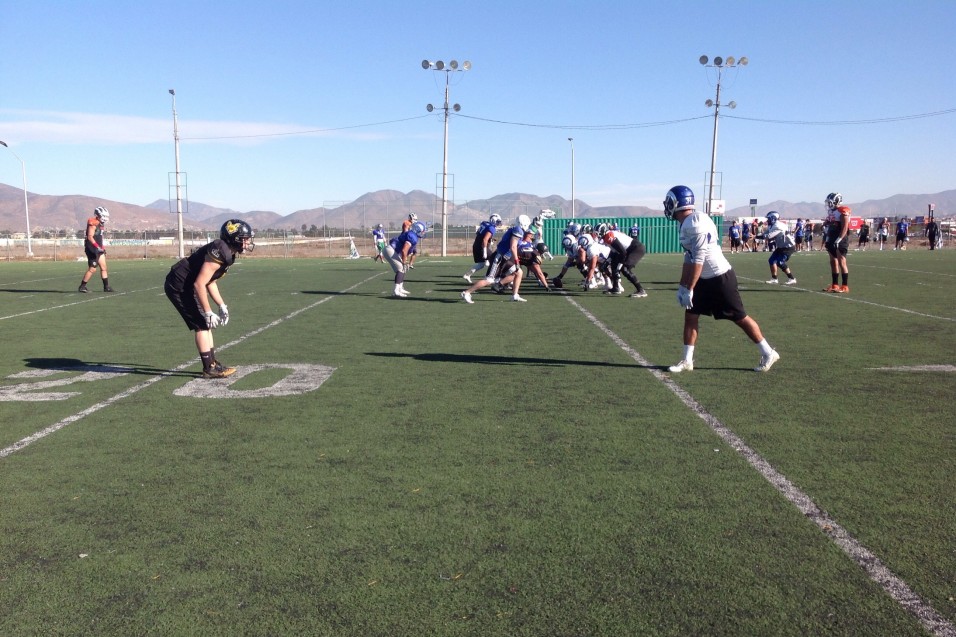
left=1, top=248, right=954, bottom=636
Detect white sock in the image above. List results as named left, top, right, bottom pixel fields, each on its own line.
left=683, top=345, right=695, bottom=362
left=757, top=339, right=773, bottom=356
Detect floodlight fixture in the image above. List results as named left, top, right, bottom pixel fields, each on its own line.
left=699, top=54, right=748, bottom=216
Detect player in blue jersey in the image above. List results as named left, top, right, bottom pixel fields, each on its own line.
left=460, top=215, right=530, bottom=303
left=895, top=217, right=910, bottom=250
left=384, top=221, right=425, bottom=297
left=663, top=185, right=779, bottom=374
left=463, top=213, right=502, bottom=282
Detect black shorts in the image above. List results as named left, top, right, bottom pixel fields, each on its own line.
left=472, top=242, right=488, bottom=264
left=84, top=242, right=105, bottom=268
left=826, top=239, right=848, bottom=258
left=689, top=270, right=747, bottom=322
left=164, top=277, right=206, bottom=332
left=485, top=253, right=518, bottom=281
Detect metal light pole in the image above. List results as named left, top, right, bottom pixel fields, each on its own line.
left=568, top=137, right=575, bottom=219
left=699, top=55, right=747, bottom=216
left=169, top=89, right=185, bottom=258
left=423, top=58, right=470, bottom=257
left=0, top=140, right=33, bottom=257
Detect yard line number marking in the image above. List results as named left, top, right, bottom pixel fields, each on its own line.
left=565, top=295, right=956, bottom=637
left=0, top=273, right=384, bottom=459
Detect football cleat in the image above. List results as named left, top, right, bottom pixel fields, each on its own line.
left=754, top=350, right=780, bottom=372
left=78, top=284, right=89, bottom=293
left=823, top=284, right=841, bottom=293
left=765, top=279, right=779, bottom=285
left=785, top=278, right=798, bottom=286
left=630, top=290, right=648, bottom=298
left=511, top=294, right=527, bottom=302
left=203, top=362, right=237, bottom=379
left=462, top=274, right=472, bottom=283
left=460, top=291, right=474, bottom=304
left=668, top=360, right=694, bottom=373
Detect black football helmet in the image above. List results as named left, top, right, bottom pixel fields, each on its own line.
left=220, top=219, right=255, bottom=253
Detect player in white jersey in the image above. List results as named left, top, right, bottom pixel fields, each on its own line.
left=662, top=185, right=780, bottom=373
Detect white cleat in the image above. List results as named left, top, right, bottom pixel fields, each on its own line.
left=630, top=290, right=648, bottom=298
left=765, top=279, right=779, bottom=285
left=785, top=278, right=798, bottom=286
left=460, top=291, right=474, bottom=304
left=754, top=350, right=780, bottom=372
left=668, top=360, right=694, bottom=373
left=511, top=294, right=527, bottom=302
left=462, top=274, right=472, bottom=283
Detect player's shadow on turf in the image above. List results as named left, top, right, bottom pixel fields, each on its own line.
left=368, top=352, right=649, bottom=368
left=23, top=357, right=195, bottom=378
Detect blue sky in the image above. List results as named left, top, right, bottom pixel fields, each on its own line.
left=1, top=1, right=954, bottom=215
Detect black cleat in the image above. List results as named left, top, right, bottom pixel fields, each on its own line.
left=202, top=362, right=237, bottom=379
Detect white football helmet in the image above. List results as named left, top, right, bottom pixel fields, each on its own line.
left=94, top=206, right=110, bottom=223
left=516, top=214, right=532, bottom=232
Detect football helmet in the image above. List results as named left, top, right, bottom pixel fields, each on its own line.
left=628, top=224, right=641, bottom=238
left=220, top=219, right=255, bottom=253
left=577, top=234, right=593, bottom=249
left=411, top=221, right=426, bottom=236
left=581, top=223, right=593, bottom=236
left=94, top=206, right=110, bottom=222
left=766, top=211, right=780, bottom=225
left=825, top=193, right=843, bottom=210
left=663, top=185, right=695, bottom=220
left=562, top=235, right=577, bottom=251
left=566, top=222, right=582, bottom=237
left=375, top=223, right=383, bottom=230
left=596, top=222, right=609, bottom=238
left=517, top=214, right=532, bottom=232
left=408, top=213, right=418, bottom=221
left=490, top=213, right=503, bottom=227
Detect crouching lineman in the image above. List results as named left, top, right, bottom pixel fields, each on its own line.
left=517, top=229, right=552, bottom=291
left=598, top=222, right=648, bottom=297
left=384, top=221, right=426, bottom=297
left=463, top=213, right=502, bottom=283
left=662, top=185, right=780, bottom=373
left=762, top=211, right=797, bottom=285
left=164, top=219, right=254, bottom=379
left=550, top=223, right=585, bottom=289
left=460, top=215, right=530, bottom=303
left=578, top=233, right=612, bottom=291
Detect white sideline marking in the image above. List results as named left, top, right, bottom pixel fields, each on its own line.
left=0, top=274, right=383, bottom=459
left=0, top=287, right=163, bottom=322
left=565, top=295, right=956, bottom=637
left=737, top=276, right=955, bottom=323
left=870, top=364, right=956, bottom=373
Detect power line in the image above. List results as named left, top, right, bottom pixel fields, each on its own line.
left=725, top=108, right=956, bottom=125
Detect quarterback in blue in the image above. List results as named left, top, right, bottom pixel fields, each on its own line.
left=384, top=221, right=425, bottom=297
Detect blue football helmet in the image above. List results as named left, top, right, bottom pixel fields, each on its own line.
left=411, top=221, right=426, bottom=236
left=663, top=185, right=695, bottom=220
left=565, top=222, right=582, bottom=237
left=628, top=225, right=641, bottom=238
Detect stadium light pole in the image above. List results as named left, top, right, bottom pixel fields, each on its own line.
left=568, top=137, right=575, bottom=219
left=699, top=55, right=747, bottom=216
left=169, top=89, right=185, bottom=259
left=0, top=140, right=33, bottom=257
left=423, top=58, right=470, bottom=257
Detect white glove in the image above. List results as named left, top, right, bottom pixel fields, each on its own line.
left=218, top=304, right=230, bottom=326
left=677, top=285, right=694, bottom=310
left=203, top=311, right=222, bottom=330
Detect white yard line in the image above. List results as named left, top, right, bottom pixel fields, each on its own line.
left=0, top=274, right=383, bottom=459
left=565, top=295, right=956, bottom=637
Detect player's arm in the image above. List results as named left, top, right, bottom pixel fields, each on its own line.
left=192, top=260, right=221, bottom=314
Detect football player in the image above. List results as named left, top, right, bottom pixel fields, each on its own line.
left=463, top=214, right=502, bottom=283
left=372, top=223, right=386, bottom=263
left=402, top=213, right=419, bottom=268
left=78, top=207, right=114, bottom=293
left=762, top=211, right=797, bottom=285
left=460, top=215, right=530, bottom=303
left=164, top=219, right=255, bottom=379
left=663, top=185, right=779, bottom=374
left=598, top=222, right=648, bottom=297
left=823, top=192, right=851, bottom=293
left=578, top=234, right=612, bottom=291
left=516, top=229, right=551, bottom=290
left=384, top=221, right=426, bottom=297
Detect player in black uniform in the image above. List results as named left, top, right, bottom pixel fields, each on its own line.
left=164, top=219, right=255, bottom=378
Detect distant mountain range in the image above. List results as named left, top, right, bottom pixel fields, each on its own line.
left=0, top=183, right=952, bottom=235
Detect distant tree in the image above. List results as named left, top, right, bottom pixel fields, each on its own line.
left=309, top=224, right=319, bottom=236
